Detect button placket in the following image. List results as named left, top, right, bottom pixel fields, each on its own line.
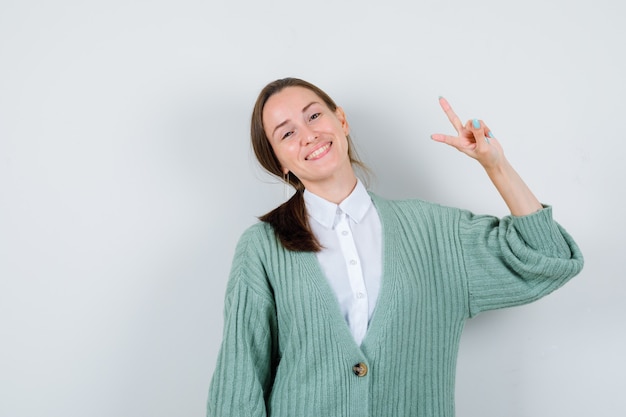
left=335, top=212, right=369, bottom=344
left=336, top=215, right=367, bottom=297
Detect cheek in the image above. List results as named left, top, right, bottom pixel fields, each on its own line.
left=272, top=141, right=299, bottom=167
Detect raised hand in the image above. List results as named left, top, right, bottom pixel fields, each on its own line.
left=430, top=97, right=503, bottom=170
left=430, top=96, right=542, bottom=216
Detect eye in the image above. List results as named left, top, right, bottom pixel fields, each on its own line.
left=281, top=131, right=294, bottom=140
left=309, top=112, right=321, bottom=121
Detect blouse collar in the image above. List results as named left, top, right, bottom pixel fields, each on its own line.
left=304, top=179, right=372, bottom=229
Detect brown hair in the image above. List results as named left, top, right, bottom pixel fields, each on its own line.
left=251, top=77, right=369, bottom=252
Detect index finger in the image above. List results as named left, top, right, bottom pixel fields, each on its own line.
left=438, top=96, right=463, bottom=134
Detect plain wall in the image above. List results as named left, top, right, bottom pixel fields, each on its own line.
left=1, top=0, right=624, bottom=416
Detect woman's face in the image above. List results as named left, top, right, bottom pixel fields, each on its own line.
left=262, top=86, right=352, bottom=192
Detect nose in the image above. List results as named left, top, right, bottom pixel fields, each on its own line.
left=301, top=125, right=318, bottom=145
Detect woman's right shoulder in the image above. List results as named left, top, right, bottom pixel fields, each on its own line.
left=227, top=221, right=279, bottom=297
left=237, top=221, right=274, bottom=245
left=233, top=220, right=283, bottom=259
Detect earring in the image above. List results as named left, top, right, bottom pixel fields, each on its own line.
left=283, top=171, right=290, bottom=200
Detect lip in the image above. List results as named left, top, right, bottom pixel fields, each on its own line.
left=305, top=142, right=332, bottom=161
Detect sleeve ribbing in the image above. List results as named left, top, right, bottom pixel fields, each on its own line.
left=458, top=206, right=584, bottom=317
left=207, top=227, right=278, bottom=417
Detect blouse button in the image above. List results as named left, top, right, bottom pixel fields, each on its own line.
left=352, top=362, right=368, bottom=377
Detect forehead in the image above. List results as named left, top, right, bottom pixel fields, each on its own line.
left=263, top=86, right=324, bottom=125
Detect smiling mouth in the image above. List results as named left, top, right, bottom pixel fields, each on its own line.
left=305, top=143, right=332, bottom=160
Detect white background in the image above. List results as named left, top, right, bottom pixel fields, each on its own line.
left=1, top=1, right=624, bottom=416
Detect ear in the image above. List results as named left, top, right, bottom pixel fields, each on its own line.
left=335, top=107, right=350, bottom=136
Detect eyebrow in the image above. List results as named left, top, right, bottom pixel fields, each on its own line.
left=271, top=101, right=319, bottom=138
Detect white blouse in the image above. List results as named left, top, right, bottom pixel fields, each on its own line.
left=304, top=180, right=382, bottom=345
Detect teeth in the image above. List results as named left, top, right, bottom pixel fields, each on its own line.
left=307, top=144, right=330, bottom=160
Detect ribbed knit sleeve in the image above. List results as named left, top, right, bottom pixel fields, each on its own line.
left=458, top=206, right=584, bottom=316
left=207, top=227, right=278, bottom=417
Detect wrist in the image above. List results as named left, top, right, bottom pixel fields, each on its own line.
left=483, top=156, right=511, bottom=179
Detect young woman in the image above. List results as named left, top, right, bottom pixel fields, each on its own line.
left=207, top=77, right=584, bottom=417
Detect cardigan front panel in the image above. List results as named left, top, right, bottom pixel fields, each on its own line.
left=257, top=199, right=472, bottom=416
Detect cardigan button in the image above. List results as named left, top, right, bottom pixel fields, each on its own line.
left=352, top=362, right=368, bottom=377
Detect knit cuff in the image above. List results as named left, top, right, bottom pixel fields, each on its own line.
left=510, top=205, right=570, bottom=255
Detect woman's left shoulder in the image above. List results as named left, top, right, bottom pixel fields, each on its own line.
left=368, top=191, right=463, bottom=218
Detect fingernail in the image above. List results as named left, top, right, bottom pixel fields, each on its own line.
left=472, top=119, right=480, bottom=129
left=487, top=131, right=494, bottom=138
left=485, top=137, right=491, bottom=144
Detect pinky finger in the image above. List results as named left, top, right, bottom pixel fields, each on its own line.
left=483, top=126, right=495, bottom=144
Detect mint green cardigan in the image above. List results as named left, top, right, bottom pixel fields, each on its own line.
left=207, top=194, right=584, bottom=417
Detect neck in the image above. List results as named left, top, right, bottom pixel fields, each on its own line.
left=304, top=172, right=358, bottom=204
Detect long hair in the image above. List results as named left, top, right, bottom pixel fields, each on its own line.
left=251, top=77, right=369, bottom=252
